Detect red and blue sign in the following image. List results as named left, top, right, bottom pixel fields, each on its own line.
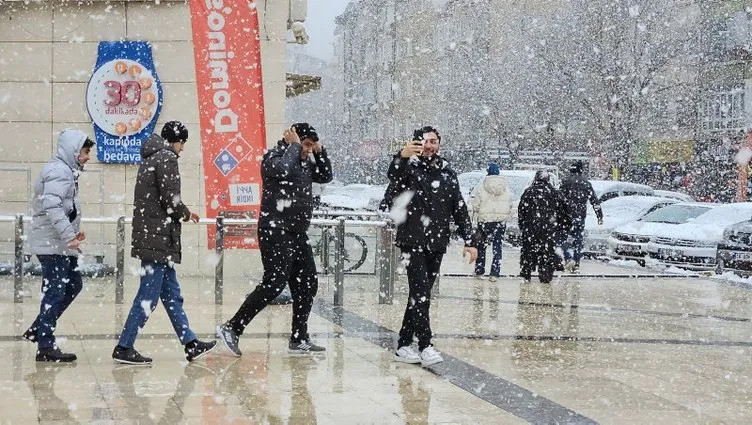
left=86, top=41, right=163, bottom=164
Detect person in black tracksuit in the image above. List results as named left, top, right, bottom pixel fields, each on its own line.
left=559, top=160, right=603, bottom=272
left=217, top=123, right=333, bottom=356
left=518, top=171, right=572, bottom=283
left=382, top=126, right=478, bottom=367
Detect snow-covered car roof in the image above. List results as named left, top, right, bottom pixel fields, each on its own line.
left=585, top=196, right=676, bottom=230
left=320, top=184, right=387, bottom=211
left=590, top=180, right=654, bottom=198
left=653, top=190, right=694, bottom=202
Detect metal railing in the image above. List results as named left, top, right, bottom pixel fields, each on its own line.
left=0, top=215, right=398, bottom=307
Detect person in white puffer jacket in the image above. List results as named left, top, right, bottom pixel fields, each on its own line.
left=470, top=163, right=513, bottom=281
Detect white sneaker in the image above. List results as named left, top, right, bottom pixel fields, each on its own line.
left=488, top=276, right=498, bottom=282
left=394, top=346, right=421, bottom=364
left=474, top=275, right=486, bottom=280
left=420, top=346, right=444, bottom=367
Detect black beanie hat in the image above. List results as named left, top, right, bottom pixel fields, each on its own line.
left=291, top=122, right=319, bottom=142
left=161, top=121, right=188, bottom=143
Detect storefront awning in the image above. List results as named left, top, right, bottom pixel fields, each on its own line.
left=286, top=73, right=321, bottom=98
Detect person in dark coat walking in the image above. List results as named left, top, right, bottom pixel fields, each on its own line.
left=23, top=129, right=94, bottom=362
left=559, top=160, right=603, bottom=272
left=113, top=121, right=217, bottom=365
left=518, top=171, right=572, bottom=284
left=383, top=126, right=478, bottom=367
left=217, top=123, right=333, bottom=356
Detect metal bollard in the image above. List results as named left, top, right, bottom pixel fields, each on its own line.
left=115, top=216, right=125, bottom=304
left=333, top=218, right=345, bottom=306
left=321, top=227, right=330, bottom=274
left=14, top=214, right=23, bottom=303
left=215, top=217, right=224, bottom=305
left=378, top=223, right=394, bottom=304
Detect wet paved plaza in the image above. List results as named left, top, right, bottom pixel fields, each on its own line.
left=1, top=254, right=751, bottom=424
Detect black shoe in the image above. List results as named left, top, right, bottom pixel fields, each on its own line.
left=185, top=340, right=218, bottom=362
left=216, top=323, right=242, bottom=357
left=112, top=345, right=152, bottom=366
left=288, top=340, right=326, bottom=354
left=36, top=347, right=76, bottom=363
left=22, top=327, right=36, bottom=342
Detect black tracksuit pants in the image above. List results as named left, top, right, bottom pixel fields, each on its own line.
left=520, top=238, right=556, bottom=283
left=398, top=246, right=444, bottom=351
left=228, top=228, right=318, bottom=342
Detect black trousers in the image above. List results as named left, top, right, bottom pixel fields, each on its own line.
left=398, top=246, right=443, bottom=351
left=228, top=228, right=319, bottom=342
left=520, top=238, right=556, bottom=283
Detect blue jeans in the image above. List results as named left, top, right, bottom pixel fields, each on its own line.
left=562, top=220, right=586, bottom=264
left=118, top=261, right=196, bottom=348
left=475, top=222, right=506, bottom=277
left=31, top=255, right=83, bottom=349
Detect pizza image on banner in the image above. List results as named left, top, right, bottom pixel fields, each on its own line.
left=189, top=0, right=267, bottom=249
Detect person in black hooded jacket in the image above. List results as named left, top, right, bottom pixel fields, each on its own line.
left=382, top=126, right=478, bottom=367
left=518, top=171, right=572, bottom=284
left=217, top=123, right=333, bottom=357
left=559, top=160, right=603, bottom=272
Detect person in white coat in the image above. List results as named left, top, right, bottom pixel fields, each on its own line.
left=470, top=163, right=513, bottom=281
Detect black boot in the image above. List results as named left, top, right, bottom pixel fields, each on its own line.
left=184, top=340, right=218, bottom=362
left=36, top=347, right=77, bottom=363
left=112, top=345, right=152, bottom=366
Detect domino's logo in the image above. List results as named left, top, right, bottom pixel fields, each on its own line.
left=214, top=149, right=239, bottom=176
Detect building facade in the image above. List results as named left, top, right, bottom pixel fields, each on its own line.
left=0, top=0, right=304, bottom=275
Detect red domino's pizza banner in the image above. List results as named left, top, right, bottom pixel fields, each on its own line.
left=189, top=0, right=266, bottom=249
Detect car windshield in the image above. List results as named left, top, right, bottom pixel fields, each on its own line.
left=638, top=205, right=711, bottom=224
left=601, top=198, right=656, bottom=219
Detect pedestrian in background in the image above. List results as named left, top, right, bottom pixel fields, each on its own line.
left=470, top=163, right=513, bottom=282
left=518, top=171, right=571, bottom=284
left=559, top=160, right=603, bottom=272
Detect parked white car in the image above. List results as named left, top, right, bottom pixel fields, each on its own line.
left=607, top=203, right=718, bottom=264
left=654, top=190, right=694, bottom=202
left=320, top=184, right=387, bottom=211
left=590, top=180, right=654, bottom=203
left=646, top=203, right=752, bottom=270
left=583, top=196, right=677, bottom=256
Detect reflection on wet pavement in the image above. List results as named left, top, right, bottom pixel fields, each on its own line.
left=1, top=267, right=751, bottom=424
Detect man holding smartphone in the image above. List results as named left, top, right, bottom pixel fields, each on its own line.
left=382, top=126, right=478, bottom=367
left=217, top=123, right=333, bottom=356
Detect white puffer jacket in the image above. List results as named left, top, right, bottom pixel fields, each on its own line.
left=470, top=175, right=513, bottom=223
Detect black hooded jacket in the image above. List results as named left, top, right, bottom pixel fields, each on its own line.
left=559, top=173, right=603, bottom=223
left=518, top=175, right=572, bottom=245
left=131, top=134, right=191, bottom=264
left=258, top=140, right=333, bottom=234
left=383, top=153, right=477, bottom=253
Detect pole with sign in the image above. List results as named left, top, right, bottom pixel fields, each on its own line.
left=189, top=0, right=267, bottom=249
